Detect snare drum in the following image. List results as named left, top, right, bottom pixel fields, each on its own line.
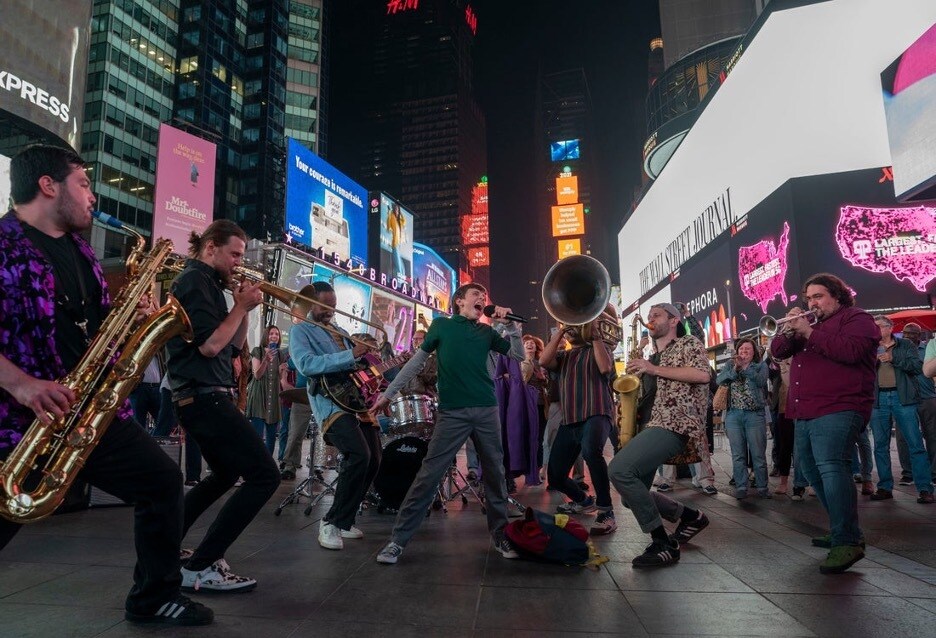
left=388, top=394, right=436, bottom=438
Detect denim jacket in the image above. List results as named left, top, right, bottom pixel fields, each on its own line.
left=716, top=360, right=768, bottom=410
left=288, top=320, right=359, bottom=428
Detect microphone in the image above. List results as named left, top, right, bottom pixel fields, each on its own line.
left=483, top=305, right=527, bottom=324
left=92, top=211, right=124, bottom=229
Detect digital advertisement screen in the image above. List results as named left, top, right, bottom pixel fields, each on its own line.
left=555, top=175, right=579, bottom=205
left=369, top=288, right=415, bottom=353
left=285, top=138, right=368, bottom=266
left=550, top=139, right=580, bottom=162
left=0, top=0, right=92, bottom=149
left=551, top=204, right=585, bottom=237
left=882, top=21, right=936, bottom=201
left=152, top=124, right=216, bottom=249
left=378, top=193, right=415, bottom=284
left=412, top=242, right=456, bottom=313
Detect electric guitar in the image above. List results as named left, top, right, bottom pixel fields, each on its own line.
left=320, top=351, right=413, bottom=413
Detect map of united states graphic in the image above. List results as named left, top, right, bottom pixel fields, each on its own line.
left=835, top=205, right=936, bottom=292
left=738, top=221, right=791, bottom=313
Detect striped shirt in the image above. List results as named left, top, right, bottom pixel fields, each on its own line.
left=556, top=344, right=614, bottom=425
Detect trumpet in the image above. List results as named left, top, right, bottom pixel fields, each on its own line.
left=758, top=310, right=818, bottom=337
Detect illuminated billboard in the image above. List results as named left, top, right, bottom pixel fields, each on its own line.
left=461, top=214, right=489, bottom=245
left=468, top=246, right=489, bottom=267
left=558, top=238, right=581, bottom=259
left=618, top=1, right=936, bottom=311
left=882, top=22, right=936, bottom=201
left=551, top=204, right=585, bottom=237
left=285, top=138, right=368, bottom=266
left=550, top=139, right=580, bottom=162
left=556, top=175, right=579, bottom=205
left=152, top=124, right=216, bottom=248
left=0, top=1, right=92, bottom=149
left=378, top=193, right=415, bottom=283
left=413, top=242, right=456, bottom=313
left=370, top=287, right=415, bottom=353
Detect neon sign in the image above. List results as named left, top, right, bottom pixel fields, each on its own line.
left=387, top=0, right=419, bottom=15
left=737, top=221, right=791, bottom=313
left=835, top=204, right=936, bottom=292
left=465, top=5, right=477, bottom=35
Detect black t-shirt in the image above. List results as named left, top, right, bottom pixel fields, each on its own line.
left=165, top=259, right=237, bottom=390
left=23, top=226, right=103, bottom=371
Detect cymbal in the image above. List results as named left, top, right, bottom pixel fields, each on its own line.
left=279, top=388, right=309, bottom=405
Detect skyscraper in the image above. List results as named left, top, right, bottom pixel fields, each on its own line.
left=330, top=0, right=487, bottom=279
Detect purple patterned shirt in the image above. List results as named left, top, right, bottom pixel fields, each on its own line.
left=0, top=211, right=131, bottom=451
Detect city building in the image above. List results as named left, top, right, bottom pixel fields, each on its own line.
left=330, top=0, right=487, bottom=280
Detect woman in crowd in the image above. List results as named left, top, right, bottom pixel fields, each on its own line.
left=521, top=335, right=549, bottom=472
left=717, top=337, right=770, bottom=498
left=246, top=325, right=287, bottom=455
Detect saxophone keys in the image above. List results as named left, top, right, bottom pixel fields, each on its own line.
left=66, top=426, right=97, bottom=448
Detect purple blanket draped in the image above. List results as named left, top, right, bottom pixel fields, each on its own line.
left=494, top=354, right=541, bottom=485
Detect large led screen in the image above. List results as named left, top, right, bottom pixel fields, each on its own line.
left=550, top=139, right=580, bottom=162
left=285, top=138, right=368, bottom=266
left=0, top=153, right=10, bottom=211
left=882, top=21, right=936, bottom=201
left=369, top=288, right=415, bottom=354
left=152, top=124, right=216, bottom=249
left=413, top=242, right=456, bottom=313
left=0, top=1, right=92, bottom=149
left=378, top=193, right=414, bottom=283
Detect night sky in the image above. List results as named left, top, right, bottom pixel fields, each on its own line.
left=329, top=0, right=660, bottom=325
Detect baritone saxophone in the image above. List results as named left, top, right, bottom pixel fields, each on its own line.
left=0, top=218, right=193, bottom=522
left=613, top=314, right=652, bottom=448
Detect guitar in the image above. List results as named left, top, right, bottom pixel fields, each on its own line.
left=320, top=351, right=413, bottom=413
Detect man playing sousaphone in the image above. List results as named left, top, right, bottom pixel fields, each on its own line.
left=608, top=303, right=712, bottom=567
left=289, top=281, right=382, bottom=551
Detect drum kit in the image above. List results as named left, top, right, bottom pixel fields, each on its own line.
left=274, top=391, right=497, bottom=517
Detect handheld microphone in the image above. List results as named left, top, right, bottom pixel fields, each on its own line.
left=92, top=211, right=124, bottom=229
left=482, top=305, right=527, bottom=324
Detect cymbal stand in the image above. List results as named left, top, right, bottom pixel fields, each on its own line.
left=436, top=463, right=487, bottom=514
left=274, top=415, right=340, bottom=516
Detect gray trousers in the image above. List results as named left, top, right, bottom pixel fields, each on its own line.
left=608, top=426, right=690, bottom=532
left=282, top=402, right=311, bottom=472
left=391, top=406, right=509, bottom=547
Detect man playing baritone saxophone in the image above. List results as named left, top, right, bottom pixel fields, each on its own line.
left=166, top=220, right=280, bottom=592
left=608, top=303, right=712, bottom=567
left=289, top=282, right=382, bottom=551
left=0, top=145, right=213, bottom=626
left=370, top=283, right=525, bottom=564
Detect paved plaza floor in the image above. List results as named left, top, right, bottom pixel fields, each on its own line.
left=0, top=436, right=934, bottom=637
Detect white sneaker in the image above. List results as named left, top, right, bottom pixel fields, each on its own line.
left=180, top=559, right=256, bottom=592
left=340, top=525, right=364, bottom=539
left=318, top=522, right=344, bottom=550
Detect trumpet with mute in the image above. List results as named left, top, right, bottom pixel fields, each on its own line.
left=758, top=310, right=817, bottom=337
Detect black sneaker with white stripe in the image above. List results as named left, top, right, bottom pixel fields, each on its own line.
left=672, top=511, right=709, bottom=544
left=632, top=539, right=680, bottom=568
left=125, top=595, right=214, bottom=626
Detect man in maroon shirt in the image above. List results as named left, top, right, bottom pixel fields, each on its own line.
left=770, top=273, right=878, bottom=574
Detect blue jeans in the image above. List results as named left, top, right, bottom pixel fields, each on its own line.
left=129, top=383, right=161, bottom=430
left=869, top=391, right=930, bottom=492
left=850, top=426, right=873, bottom=481
left=250, top=417, right=278, bottom=456
left=725, top=408, right=768, bottom=493
left=277, top=407, right=291, bottom=462
left=152, top=387, right=177, bottom=437
left=546, top=415, right=613, bottom=508
left=795, top=411, right=863, bottom=546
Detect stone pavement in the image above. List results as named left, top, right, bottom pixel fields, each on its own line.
left=0, top=437, right=934, bottom=637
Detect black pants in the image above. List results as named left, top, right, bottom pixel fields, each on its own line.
left=0, top=417, right=185, bottom=615
left=775, top=411, right=796, bottom=477
left=175, top=392, right=280, bottom=571
left=323, top=414, right=382, bottom=530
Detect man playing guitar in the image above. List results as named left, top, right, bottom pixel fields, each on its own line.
left=289, top=281, right=382, bottom=550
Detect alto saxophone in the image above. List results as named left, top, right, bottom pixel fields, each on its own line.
left=612, top=314, right=649, bottom=448
left=0, top=225, right=193, bottom=522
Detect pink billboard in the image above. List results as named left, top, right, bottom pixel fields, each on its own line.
left=152, top=123, right=216, bottom=250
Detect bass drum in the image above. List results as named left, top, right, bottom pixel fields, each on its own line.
left=373, top=436, right=428, bottom=512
